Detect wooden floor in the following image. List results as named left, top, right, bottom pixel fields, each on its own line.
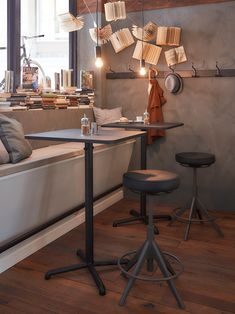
left=0, top=199, right=235, bottom=314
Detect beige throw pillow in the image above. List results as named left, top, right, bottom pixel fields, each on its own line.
left=0, top=139, right=10, bottom=164
left=93, top=107, right=122, bottom=125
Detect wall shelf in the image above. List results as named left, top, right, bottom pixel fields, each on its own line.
left=106, top=69, right=235, bottom=80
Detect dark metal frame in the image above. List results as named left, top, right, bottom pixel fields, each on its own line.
left=169, top=166, right=224, bottom=241
left=117, top=197, right=184, bottom=308
left=45, top=143, right=127, bottom=295
left=69, top=0, right=78, bottom=86
left=7, top=0, right=21, bottom=91
left=6, top=0, right=77, bottom=90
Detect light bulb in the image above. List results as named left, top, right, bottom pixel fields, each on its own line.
left=139, top=58, right=146, bottom=76
left=95, top=57, right=103, bottom=68
left=95, top=46, right=103, bottom=68
left=139, top=66, right=146, bottom=76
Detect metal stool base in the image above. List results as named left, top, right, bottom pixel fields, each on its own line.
left=113, top=209, right=172, bottom=235
left=118, top=221, right=184, bottom=309
left=170, top=197, right=224, bottom=241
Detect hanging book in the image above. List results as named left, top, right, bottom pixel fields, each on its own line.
left=132, top=40, right=162, bottom=65
left=104, top=1, right=126, bottom=22
left=89, top=24, right=112, bottom=45
left=156, top=27, right=181, bottom=46
left=110, top=28, right=135, bottom=53
left=165, top=46, right=187, bottom=67
left=132, top=21, right=158, bottom=42
left=58, top=12, right=84, bottom=32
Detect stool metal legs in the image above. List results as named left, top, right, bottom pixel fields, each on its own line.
left=171, top=168, right=224, bottom=241
left=118, top=207, right=184, bottom=309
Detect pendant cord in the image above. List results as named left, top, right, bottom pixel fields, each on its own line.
left=81, top=0, right=96, bottom=26
left=96, top=0, right=99, bottom=47
left=141, top=0, right=144, bottom=61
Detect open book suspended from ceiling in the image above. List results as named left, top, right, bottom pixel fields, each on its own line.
left=132, top=21, right=158, bottom=42
left=104, top=1, right=126, bottom=22
left=58, top=12, right=84, bottom=32
left=89, top=24, right=113, bottom=45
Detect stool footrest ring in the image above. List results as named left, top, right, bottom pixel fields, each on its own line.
left=117, top=250, right=183, bottom=282
left=172, top=207, right=216, bottom=223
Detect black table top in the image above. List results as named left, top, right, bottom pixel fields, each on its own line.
left=102, top=121, right=184, bottom=130
left=25, top=128, right=146, bottom=145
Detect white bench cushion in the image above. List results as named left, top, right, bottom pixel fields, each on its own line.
left=0, top=142, right=105, bottom=177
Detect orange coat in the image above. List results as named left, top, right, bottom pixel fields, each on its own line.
left=147, top=76, right=166, bottom=145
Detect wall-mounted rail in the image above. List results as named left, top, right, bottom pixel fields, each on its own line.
left=106, top=68, right=235, bottom=80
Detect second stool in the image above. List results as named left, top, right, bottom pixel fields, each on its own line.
left=170, top=152, right=224, bottom=240
left=118, top=169, right=184, bottom=309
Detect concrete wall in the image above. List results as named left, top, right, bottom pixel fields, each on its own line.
left=79, top=2, right=235, bottom=211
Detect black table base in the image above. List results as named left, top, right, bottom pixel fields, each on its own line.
left=45, top=249, right=126, bottom=295
left=44, top=142, right=128, bottom=295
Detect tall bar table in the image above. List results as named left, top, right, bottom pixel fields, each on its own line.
left=102, top=122, right=184, bottom=232
left=26, top=128, right=145, bottom=296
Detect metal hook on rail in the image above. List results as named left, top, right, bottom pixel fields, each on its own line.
left=215, top=61, right=222, bottom=77
left=191, top=63, right=198, bottom=77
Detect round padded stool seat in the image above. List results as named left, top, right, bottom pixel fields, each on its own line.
left=123, top=170, right=180, bottom=194
left=175, top=152, right=215, bottom=167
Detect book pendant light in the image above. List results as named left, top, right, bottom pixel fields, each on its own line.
left=139, top=0, right=146, bottom=76
left=95, top=0, right=103, bottom=68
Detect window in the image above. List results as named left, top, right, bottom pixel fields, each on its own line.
left=0, top=0, right=7, bottom=90
left=21, top=0, right=69, bottom=88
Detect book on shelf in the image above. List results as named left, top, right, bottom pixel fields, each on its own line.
left=104, top=1, right=126, bottom=22
left=156, top=27, right=181, bottom=46
left=164, top=46, right=187, bottom=66
left=61, top=69, right=73, bottom=88
left=4, top=71, right=14, bottom=93
left=22, top=66, right=39, bottom=90
left=110, top=28, right=134, bottom=53
left=80, top=71, right=94, bottom=90
left=132, top=40, right=162, bottom=65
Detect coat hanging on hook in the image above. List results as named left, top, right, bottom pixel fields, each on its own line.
left=147, top=69, right=166, bottom=145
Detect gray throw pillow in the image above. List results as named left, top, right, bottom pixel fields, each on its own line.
left=0, top=114, right=32, bottom=164
left=0, top=139, right=10, bottom=164
left=93, top=107, right=122, bottom=125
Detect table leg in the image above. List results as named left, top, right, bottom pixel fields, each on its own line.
left=45, top=142, right=127, bottom=296
left=113, top=133, right=171, bottom=231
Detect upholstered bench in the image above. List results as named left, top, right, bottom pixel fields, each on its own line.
left=0, top=140, right=135, bottom=250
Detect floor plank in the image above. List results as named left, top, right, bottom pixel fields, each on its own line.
left=0, top=199, right=235, bottom=314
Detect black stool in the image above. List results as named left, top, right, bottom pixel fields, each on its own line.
left=170, top=152, right=223, bottom=241
left=118, top=169, right=184, bottom=309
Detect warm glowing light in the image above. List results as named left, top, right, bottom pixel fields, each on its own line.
left=139, top=66, right=146, bottom=76
left=139, top=58, right=146, bottom=76
left=95, top=57, right=104, bottom=68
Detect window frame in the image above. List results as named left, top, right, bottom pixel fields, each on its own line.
left=6, top=0, right=77, bottom=91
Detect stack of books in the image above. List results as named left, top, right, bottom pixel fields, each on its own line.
left=110, top=28, right=134, bottom=53
left=104, top=1, right=126, bottom=22
left=26, top=95, right=43, bottom=110
left=54, top=96, right=69, bottom=109
left=0, top=93, right=28, bottom=111
left=41, top=94, right=56, bottom=110
left=66, top=94, right=79, bottom=107
left=133, top=40, right=162, bottom=65
left=156, top=27, right=181, bottom=46
left=77, top=90, right=95, bottom=107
